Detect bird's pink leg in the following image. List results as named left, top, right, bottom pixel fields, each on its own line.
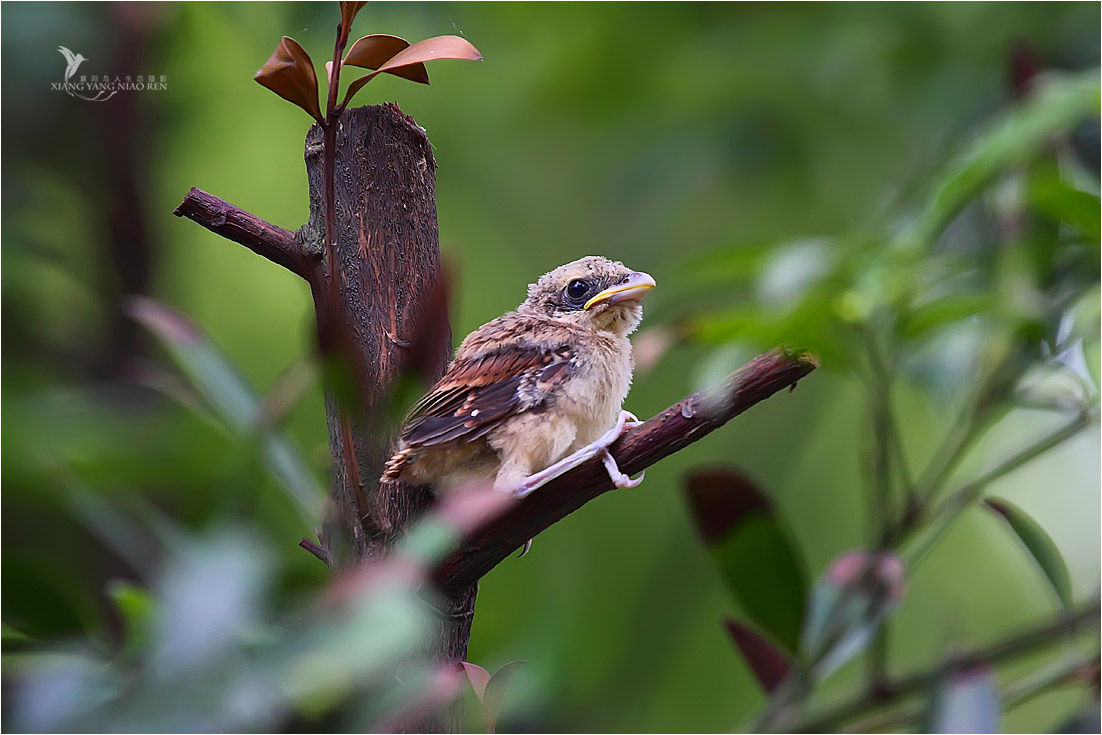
left=514, top=410, right=645, bottom=499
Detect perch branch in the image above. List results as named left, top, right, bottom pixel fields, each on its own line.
left=433, top=347, right=820, bottom=593
left=173, top=187, right=308, bottom=278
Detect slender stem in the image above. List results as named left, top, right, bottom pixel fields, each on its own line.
left=901, top=410, right=1094, bottom=568
left=1002, top=654, right=1099, bottom=710
left=780, top=598, right=1100, bottom=733
left=844, top=654, right=1095, bottom=734
left=908, top=345, right=1021, bottom=508
left=862, top=327, right=896, bottom=691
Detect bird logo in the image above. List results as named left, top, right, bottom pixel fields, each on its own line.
left=56, top=46, right=115, bottom=101
left=58, top=46, right=88, bottom=81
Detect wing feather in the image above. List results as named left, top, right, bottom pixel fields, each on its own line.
left=399, top=342, right=575, bottom=448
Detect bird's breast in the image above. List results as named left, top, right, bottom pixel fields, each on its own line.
left=560, top=335, right=634, bottom=447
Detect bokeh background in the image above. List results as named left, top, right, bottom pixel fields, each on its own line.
left=2, top=3, right=1099, bottom=732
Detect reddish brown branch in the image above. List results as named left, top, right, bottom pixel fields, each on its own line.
left=433, top=346, right=820, bottom=593
left=299, top=536, right=331, bottom=563
left=173, top=187, right=308, bottom=278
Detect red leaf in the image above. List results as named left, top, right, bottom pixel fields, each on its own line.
left=460, top=661, right=491, bottom=701
left=377, top=34, right=482, bottom=74
left=339, top=1, right=367, bottom=34
left=344, top=34, right=428, bottom=84
left=254, top=36, right=321, bottom=122
left=722, top=618, right=792, bottom=694
left=341, top=34, right=482, bottom=108
left=685, top=468, right=771, bottom=544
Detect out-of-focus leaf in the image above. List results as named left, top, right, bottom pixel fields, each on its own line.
left=461, top=661, right=491, bottom=701
left=483, top=660, right=525, bottom=734
left=685, top=468, right=807, bottom=653
left=928, top=664, right=1001, bottom=734
left=154, top=528, right=272, bottom=675
left=801, top=550, right=905, bottom=680
left=343, top=34, right=427, bottom=84
left=254, top=36, right=322, bottom=122
left=128, top=297, right=322, bottom=518
left=15, top=650, right=122, bottom=732
left=913, top=69, right=1100, bottom=245
left=106, top=580, right=155, bottom=659
left=365, top=665, right=466, bottom=734
left=1086, top=339, right=1101, bottom=392
left=342, top=35, right=482, bottom=107
left=631, top=326, right=677, bottom=376
left=984, top=497, right=1073, bottom=608
left=1055, top=702, right=1102, bottom=733
left=339, top=1, right=367, bottom=33
left=902, top=293, right=993, bottom=338
left=1028, top=173, right=1101, bottom=243
left=722, top=618, right=792, bottom=694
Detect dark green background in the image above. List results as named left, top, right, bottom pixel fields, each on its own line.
left=2, top=3, right=1098, bottom=731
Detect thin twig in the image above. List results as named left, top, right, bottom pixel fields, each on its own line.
left=843, top=654, right=1098, bottom=733
left=299, top=536, right=331, bottom=563
left=901, top=409, right=1095, bottom=568
left=781, top=597, right=1101, bottom=733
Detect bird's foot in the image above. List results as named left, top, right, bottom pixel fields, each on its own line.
left=517, top=539, right=533, bottom=558
left=602, top=449, right=645, bottom=489
left=513, top=409, right=645, bottom=498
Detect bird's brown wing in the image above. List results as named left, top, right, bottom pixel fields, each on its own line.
left=399, top=342, right=575, bottom=448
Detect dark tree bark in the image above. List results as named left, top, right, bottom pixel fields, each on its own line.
left=300, top=107, right=478, bottom=705
left=176, top=104, right=472, bottom=731
left=299, top=104, right=451, bottom=563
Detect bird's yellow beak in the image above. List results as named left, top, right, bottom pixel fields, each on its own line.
left=584, top=272, right=656, bottom=310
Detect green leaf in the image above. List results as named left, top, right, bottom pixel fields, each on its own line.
left=684, top=469, right=807, bottom=653
left=984, top=497, right=1073, bottom=608
left=106, top=580, right=155, bottom=659
left=902, top=293, right=993, bottom=338
left=1054, top=702, right=1102, bottom=734
left=801, top=550, right=905, bottom=680
left=127, top=298, right=322, bottom=518
left=1085, top=339, right=1101, bottom=393
left=913, top=69, right=1101, bottom=246
left=928, top=665, right=1001, bottom=734
left=722, top=618, right=792, bottom=694
left=1027, top=169, right=1101, bottom=244
left=483, top=661, right=525, bottom=734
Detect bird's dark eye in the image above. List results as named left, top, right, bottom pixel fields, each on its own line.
left=564, top=279, right=590, bottom=303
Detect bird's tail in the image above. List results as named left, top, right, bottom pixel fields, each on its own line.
left=381, top=446, right=412, bottom=483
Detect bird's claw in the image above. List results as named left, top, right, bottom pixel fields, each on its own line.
left=601, top=449, right=645, bottom=489
left=512, top=409, right=647, bottom=499
left=517, top=539, right=533, bottom=558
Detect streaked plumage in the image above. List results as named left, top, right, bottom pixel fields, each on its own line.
left=382, top=256, right=654, bottom=496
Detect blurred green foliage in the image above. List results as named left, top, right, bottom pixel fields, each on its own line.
left=2, top=2, right=1099, bottom=732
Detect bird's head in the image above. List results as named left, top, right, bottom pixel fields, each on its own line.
left=519, top=256, right=655, bottom=337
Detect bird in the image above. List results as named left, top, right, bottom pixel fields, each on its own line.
left=58, top=46, right=89, bottom=82
left=382, top=256, right=656, bottom=505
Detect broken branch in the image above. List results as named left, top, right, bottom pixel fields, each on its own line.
left=173, top=187, right=309, bottom=278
